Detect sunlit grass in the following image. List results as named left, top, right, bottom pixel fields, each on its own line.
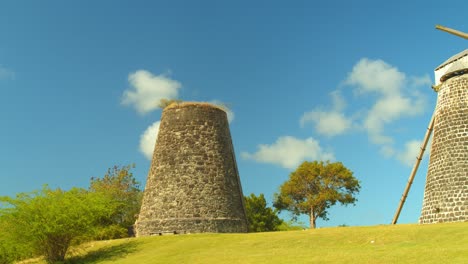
left=25, top=222, right=468, bottom=264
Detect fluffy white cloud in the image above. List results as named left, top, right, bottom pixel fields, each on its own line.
left=364, top=94, right=425, bottom=144
left=397, top=140, right=423, bottom=167
left=346, top=58, right=405, bottom=96
left=209, top=100, right=235, bottom=123
left=301, top=111, right=351, bottom=137
left=346, top=58, right=427, bottom=146
left=241, top=136, right=335, bottom=169
left=297, top=58, right=431, bottom=166
left=139, top=121, right=160, bottom=160
left=122, top=70, right=181, bottom=114
left=300, top=91, right=352, bottom=137
left=0, top=65, right=15, bottom=80
left=379, top=138, right=431, bottom=167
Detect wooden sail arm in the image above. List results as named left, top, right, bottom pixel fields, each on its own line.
left=436, top=25, right=468, bottom=40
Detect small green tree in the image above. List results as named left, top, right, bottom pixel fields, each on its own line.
left=89, top=164, right=142, bottom=239
left=244, top=193, right=283, bottom=232
left=274, top=161, right=360, bottom=229
left=0, top=186, right=116, bottom=263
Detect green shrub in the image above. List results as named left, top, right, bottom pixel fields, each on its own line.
left=0, top=186, right=117, bottom=263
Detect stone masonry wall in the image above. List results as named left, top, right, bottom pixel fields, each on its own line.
left=420, top=74, right=468, bottom=223
left=135, top=103, right=248, bottom=236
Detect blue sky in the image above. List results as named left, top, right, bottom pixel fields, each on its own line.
left=1, top=0, right=466, bottom=228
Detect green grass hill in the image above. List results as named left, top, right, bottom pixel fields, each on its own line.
left=24, top=222, right=468, bottom=264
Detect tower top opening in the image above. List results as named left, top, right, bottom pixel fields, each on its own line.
left=434, top=49, right=468, bottom=87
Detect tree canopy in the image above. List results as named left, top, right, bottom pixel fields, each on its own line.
left=274, top=161, right=360, bottom=229
left=244, top=193, right=283, bottom=232
left=89, top=164, right=142, bottom=239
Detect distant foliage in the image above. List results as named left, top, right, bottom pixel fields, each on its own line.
left=277, top=220, right=307, bottom=231
left=244, top=193, right=283, bottom=232
left=89, top=164, right=142, bottom=239
left=274, top=161, right=360, bottom=229
left=0, top=186, right=117, bottom=263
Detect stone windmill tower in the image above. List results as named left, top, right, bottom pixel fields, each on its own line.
left=135, top=102, right=248, bottom=236
left=392, top=25, right=467, bottom=224
left=420, top=26, right=467, bottom=224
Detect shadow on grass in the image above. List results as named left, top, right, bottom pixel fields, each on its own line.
left=65, top=240, right=141, bottom=264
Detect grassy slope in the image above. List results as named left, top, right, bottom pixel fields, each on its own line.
left=31, top=222, right=468, bottom=264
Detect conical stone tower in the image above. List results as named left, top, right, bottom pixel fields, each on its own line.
left=420, top=50, right=468, bottom=223
left=135, top=102, right=248, bottom=236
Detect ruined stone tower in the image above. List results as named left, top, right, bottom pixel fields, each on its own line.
left=135, top=102, right=248, bottom=236
left=420, top=50, right=468, bottom=223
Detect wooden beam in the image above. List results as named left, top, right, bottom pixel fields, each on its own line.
left=391, top=113, right=435, bottom=225
left=436, top=25, right=468, bottom=40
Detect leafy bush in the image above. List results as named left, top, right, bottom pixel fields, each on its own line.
left=0, top=186, right=117, bottom=263
left=244, top=193, right=283, bottom=232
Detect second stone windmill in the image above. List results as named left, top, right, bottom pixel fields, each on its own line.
left=392, top=25, right=467, bottom=224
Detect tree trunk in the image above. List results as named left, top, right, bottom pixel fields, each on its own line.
left=309, top=208, right=316, bottom=229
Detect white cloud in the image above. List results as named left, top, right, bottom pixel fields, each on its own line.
left=139, top=121, right=160, bottom=160
left=346, top=58, right=428, bottom=146
left=209, top=100, right=234, bottom=123
left=396, top=140, right=423, bottom=167
left=379, top=138, right=431, bottom=167
left=241, top=136, right=335, bottom=169
left=297, top=58, right=431, bottom=166
left=397, top=136, right=432, bottom=167
left=346, top=58, right=405, bottom=96
left=364, top=94, right=425, bottom=144
left=0, top=65, right=15, bottom=80
left=410, top=74, right=432, bottom=87
left=330, top=90, right=346, bottom=112
left=300, top=91, right=352, bottom=137
left=301, top=111, right=352, bottom=137
left=122, top=70, right=181, bottom=114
